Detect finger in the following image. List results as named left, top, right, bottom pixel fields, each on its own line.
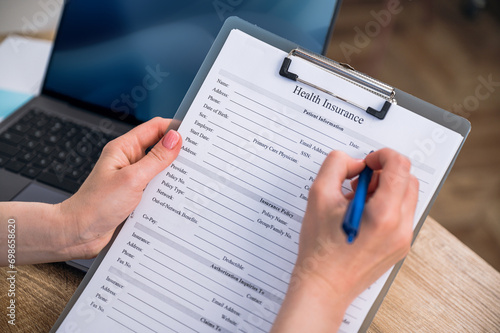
left=391, top=175, right=419, bottom=255
left=346, top=171, right=380, bottom=202
left=350, top=170, right=380, bottom=194
left=401, top=175, right=420, bottom=226
left=129, top=130, right=183, bottom=185
left=314, top=151, right=365, bottom=200
left=113, top=117, right=172, bottom=162
left=364, top=148, right=412, bottom=206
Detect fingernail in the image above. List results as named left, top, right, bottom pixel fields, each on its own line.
left=162, top=130, right=180, bottom=150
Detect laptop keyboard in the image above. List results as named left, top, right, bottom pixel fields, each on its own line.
left=0, top=109, right=115, bottom=194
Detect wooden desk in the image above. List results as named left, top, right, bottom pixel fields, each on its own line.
left=1, top=218, right=499, bottom=332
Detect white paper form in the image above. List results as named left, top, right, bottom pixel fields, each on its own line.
left=56, top=30, right=464, bottom=333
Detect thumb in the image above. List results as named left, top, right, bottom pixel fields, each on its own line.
left=130, top=130, right=182, bottom=185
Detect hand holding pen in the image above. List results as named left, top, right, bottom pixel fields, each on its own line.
left=273, top=148, right=419, bottom=332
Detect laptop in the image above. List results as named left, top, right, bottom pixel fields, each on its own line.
left=0, top=0, right=341, bottom=270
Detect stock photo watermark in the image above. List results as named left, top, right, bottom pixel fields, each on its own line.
left=110, top=64, right=170, bottom=119
left=339, top=0, right=405, bottom=62
left=213, top=0, right=245, bottom=22
left=450, top=74, right=499, bottom=118
left=441, top=73, right=499, bottom=132
left=21, top=0, right=62, bottom=33
left=48, top=64, right=170, bottom=185
left=6, top=218, right=17, bottom=326
left=8, top=0, right=62, bottom=52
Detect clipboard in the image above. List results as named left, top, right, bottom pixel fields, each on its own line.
left=51, top=17, right=470, bottom=333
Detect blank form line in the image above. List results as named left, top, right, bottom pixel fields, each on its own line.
left=117, top=299, right=180, bottom=333
left=230, top=98, right=343, bottom=150
left=157, top=226, right=220, bottom=260
left=264, top=308, right=278, bottom=316
left=263, top=113, right=338, bottom=151
left=229, top=114, right=296, bottom=144
left=187, top=197, right=295, bottom=260
left=265, top=306, right=279, bottom=316
left=107, top=315, right=138, bottom=333
left=189, top=177, right=260, bottom=213
left=234, top=91, right=284, bottom=114
left=417, top=177, right=429, bottom=185
left=248, top=273, right=286, bottom=295
left=229, top=99, right=293, bottom=138
left=185, top=197, right=250, bottom=229
left=187, top=184, right=254, bottom=221
left=141, top=255, right=237, bottom=307
left=127, top=293, right=198, bottom=332
left=213, top=144, right=301, bottom=189
left=342, top=185, right=352, bottom=193
left=153, top=249, right=245, bottom=298
left=241, top=309, right=274, bottom=326
left=112, top=307, right=157, bottom=333
left=199, top=226, right=291, bottom=274
left=187, top=202, right=296, bottom=264
left=207, top=152, right=298, bottom=197
left=108, top=266, right=210, bottom=332
left=206, top=207, right=298, bottom=256
left=300, top=165, right=318, bottom=175
left=233, top=91, right=347, bottom=148
left=231, top=220, right=298, bottom=257
left=207, top=119, right=250, bottom=142
left=204, top=161, right=305, bottom=213
left=218, top=136, right=306, bottom=180
left=349, top=303, right=362, bottom=311
left=204, top=160, right=290, bottom=201
left=227, top=114, right=298, bottom=155
left=243, top=319, right=268, bottom=333
left=138, top=263, right=210, bottom=302
left=134, top=271, right=205, bottom=311
left=194, top=234, right=290, bottom=285
left=174, top=155, right=304, bottom=223
left=344, top=312, right=358, bottom=320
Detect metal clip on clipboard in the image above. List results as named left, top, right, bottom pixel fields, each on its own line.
left=279, top=48, right=397, bottom=120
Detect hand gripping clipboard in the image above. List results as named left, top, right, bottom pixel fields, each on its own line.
left=51, top=17, right=470, bottom=333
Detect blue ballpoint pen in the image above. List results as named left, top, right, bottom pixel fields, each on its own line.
left=342, top=166, right=373, bottom=243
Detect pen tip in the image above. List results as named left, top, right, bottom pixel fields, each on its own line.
left=347, top=235, right=354, bottom=243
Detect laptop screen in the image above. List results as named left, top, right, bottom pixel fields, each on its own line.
left=42, top=0, right=341, bottom=124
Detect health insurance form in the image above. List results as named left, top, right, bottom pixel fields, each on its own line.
left=56, top=29, right=463, bottom=333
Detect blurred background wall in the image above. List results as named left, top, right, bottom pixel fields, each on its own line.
left=0, top=0, right=61, bottom=36
left=328, top=0, right=500, bottom=270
